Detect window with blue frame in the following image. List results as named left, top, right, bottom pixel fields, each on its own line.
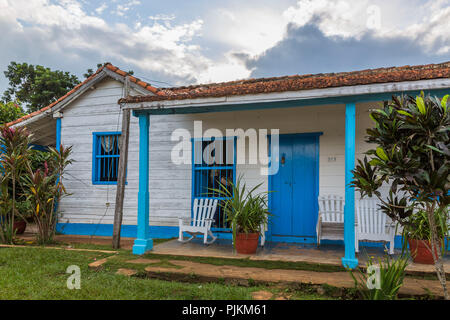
left=92, top=132, right=121, bottom=184
left=192, top=137, right=236, bottom=229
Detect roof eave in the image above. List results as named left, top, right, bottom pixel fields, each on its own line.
left=123, top=78, right=450, bottom=112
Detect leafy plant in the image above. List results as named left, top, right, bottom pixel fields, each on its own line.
left=0, top=124, right=73, bottom=244
left=350, top=254, right=409, bottom=300
left=351, top=93, right=449, bottom=299
left=210, top=175, right=271, bottom=246
left=0, top=182, right=15, bottom=243
left=0, top=125, right=33, bottom=243
left=22, top=145, right=73, bottom=244
left=403, top=209, right=448, bottom=241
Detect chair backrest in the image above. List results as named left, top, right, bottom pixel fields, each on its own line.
left=356, top=198, right=386, bottom=235
left=192, top=198, right=219, bottom=227
left=318, top=195, right=344, bottom=223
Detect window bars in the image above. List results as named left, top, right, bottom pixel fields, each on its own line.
left=192, top=137, right=236, bottom=229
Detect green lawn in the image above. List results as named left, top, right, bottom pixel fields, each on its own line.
left=0, top=246, right=331, bottom=300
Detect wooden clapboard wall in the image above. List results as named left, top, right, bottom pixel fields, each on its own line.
left=59, top=77, right=389, bottom=228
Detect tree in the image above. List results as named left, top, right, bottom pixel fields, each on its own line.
left=2, top=62, right=80, bottom=113
left=0, top=101, right=25, bottom=124
left=351, top=93, right=449, bottom=299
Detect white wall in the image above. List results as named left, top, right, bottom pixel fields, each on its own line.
left=59, top=80, right=384, bottom=228
left=59, top=78, right=140, bottom=225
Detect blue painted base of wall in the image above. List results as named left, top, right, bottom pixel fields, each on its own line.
left=56, top=223, right=178, bottom=239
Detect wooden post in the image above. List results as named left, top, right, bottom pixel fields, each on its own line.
left=112, top=76, right=131, bottom=249
left=112, top=108, right=130, bottom=249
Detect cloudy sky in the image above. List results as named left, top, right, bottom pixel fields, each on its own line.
left=0, top=0, right=449, bottom=92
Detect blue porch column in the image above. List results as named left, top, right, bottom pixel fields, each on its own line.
left=132, top=112, right=153, bottom=255
left=342, top=103, right=358, bottom=269
left=56, top=118, right=61, bottom=149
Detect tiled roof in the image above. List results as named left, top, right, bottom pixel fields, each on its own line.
left=120, top=61, right=450, bottom=104
left=7, top=63, right=159, bottom=127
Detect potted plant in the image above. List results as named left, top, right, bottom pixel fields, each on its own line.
left=212, top=175, right=271, bottom=254
left=403, top=209, right=448, bottom=265
left=13, top=200, right=32, bottom=235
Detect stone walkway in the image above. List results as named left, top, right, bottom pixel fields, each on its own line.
left=19, top=230, right=450, bottom=276
left=141, top=259, right=445, bottom=298
left=153, top=238, right=450, bottom=276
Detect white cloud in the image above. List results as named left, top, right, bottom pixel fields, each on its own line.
left=283, top=0, right=450, bottom=51
left=204, top=0, right=450, bottom=59
left=205, top=7, right=288, bottom=56
left=114, top=0, right=141, bottom=17
left=149, top=14, right=176, bottom=21
left=0, top=0, right=250, bottom=85
left=196, top=53, right=253, bottom=84
left=0, top=0, right=449, bottom=91
left=95, top=3, right=107, bottom=15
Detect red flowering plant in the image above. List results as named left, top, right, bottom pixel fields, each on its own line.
left=0, top=124, right=73, bottom=244
left=22, top=145, right=73, bottom=244
left=0, top=126, right=32, bottom=244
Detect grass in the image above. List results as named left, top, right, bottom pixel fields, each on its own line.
left=0, top=246, right=336, bottom=300
left=6, top=238, right=442, bottom=300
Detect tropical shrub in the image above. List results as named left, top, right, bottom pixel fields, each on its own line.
left=350, top=254, right=409, bottom=300
left=0, top=125, right=72, bottom=244
left=0, top=126, right=33, bottom=243
left=351, top=93, right=449, bottom=299
left=22, top=145, right=72, bottom=244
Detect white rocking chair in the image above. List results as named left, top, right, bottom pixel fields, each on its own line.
left=178, top=198, right=219, bottom=245
left=317, top=195, right=345, bottom=245
left=356, top=199, right=396, bottom=255
left=318, top=195, right=396, bottom=254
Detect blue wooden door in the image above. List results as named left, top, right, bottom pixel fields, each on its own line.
left=270, top=134, right=319, bottom=238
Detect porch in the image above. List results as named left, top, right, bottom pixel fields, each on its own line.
left=122, top=73, right=450, bottom=269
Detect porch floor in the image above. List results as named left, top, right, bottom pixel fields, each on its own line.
left=152, top=238, right=450, bottom=276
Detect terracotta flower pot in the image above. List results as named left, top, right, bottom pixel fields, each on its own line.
left=13, top=220, right=27, bottom=235
left=235, top=232, right=259, bottom=254
left=408, top=239, right=439, bottom=265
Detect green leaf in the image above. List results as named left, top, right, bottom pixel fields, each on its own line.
left=416, top=96, right=426, bottom=115
left=425, top=144, right=445, bottom=155
left=369, top=158, right=383, bottom=166
left=376, top=147, right=389, bottom=161
left=441, top=94, right=448, bottom=113
left=397, top=110, right=413, bottom=117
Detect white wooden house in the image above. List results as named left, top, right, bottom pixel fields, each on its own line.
left=9, top=62, right=450, bottom=268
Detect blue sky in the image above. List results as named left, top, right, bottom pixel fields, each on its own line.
left=0, top=0, right=449, bottom=93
